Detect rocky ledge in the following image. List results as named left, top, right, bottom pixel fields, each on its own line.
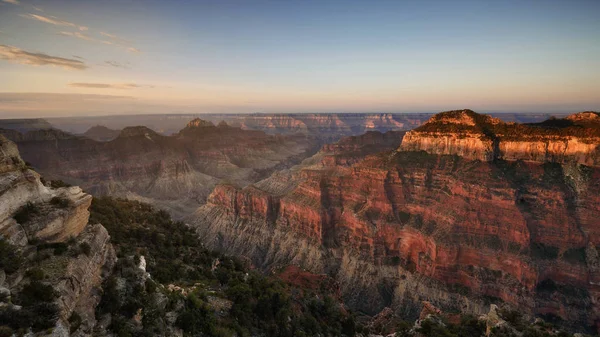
left=399, top=109, right=600, bottom=166
left=0, top=135, right=115, bottom=336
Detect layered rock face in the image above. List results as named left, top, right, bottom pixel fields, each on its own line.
left=190, top=112, right=600, bottom=333
left=400, top=109, right=600, bottom=166
left=1, top=119, right=319, bottom=217
left=0, top=135, right=115, bottom=336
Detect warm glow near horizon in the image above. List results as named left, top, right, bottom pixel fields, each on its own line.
left=1, top=0, right=599, bottom=118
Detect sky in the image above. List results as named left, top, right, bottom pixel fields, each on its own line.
left=0, top=0, right=599, bottom=118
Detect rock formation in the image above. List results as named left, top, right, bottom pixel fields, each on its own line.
left=1, top=119, right=320, bottom=218
left=189, top=111, right=600, bottom=334
left=0, top=135, right=115, bottom=336
left=400, top=109, right=600, bottom=166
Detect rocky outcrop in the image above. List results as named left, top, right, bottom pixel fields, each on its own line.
left=400, top=109, right=600, bottom=166
left=55, top=224, right=116, bottom=335
left=184, top=118, right=215, bottom=128
left=400, top=131, right=495, bottom=161
left=1, top=119, right=320, bottom=218
left=189, top=118, right=600, bottom=333
left=0, top=135, right=116, bottom=336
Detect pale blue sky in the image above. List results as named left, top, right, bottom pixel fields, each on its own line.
left=0, top=0, right=599, bottom=117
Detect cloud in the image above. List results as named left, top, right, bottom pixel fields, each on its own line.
left=20, top=13, right=87, bottom=31
left=0, top=92, right=134, bottom=103
left=101, top=32, right=141, bottom=53
left=60, top=31, right=141, bottom=53
left=72, top=55, right=85, bottom=60
left=2, top=0, right=19, bottom=5
left=100, top=32, right=131, bottom=45
left=32, top=5, right=43, bottom=11
left=68, top=82, right=153, bottom=90
left=58, top=31, right=111, bottom=44
left=0, top=44, right=88, bottom=70
left=59, top=31, right=92, bottom=41
left=104, top=60, right=130, bottom=69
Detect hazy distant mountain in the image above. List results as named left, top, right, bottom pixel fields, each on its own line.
left=0, top=118, right=53, bottom=133
left=82, top=125, right=121, bottom=141
left=1, top=119, right=319, bottom=217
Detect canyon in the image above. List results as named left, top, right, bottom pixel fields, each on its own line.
left=0, top=119, right=319, bottom=217
left=41, top=112, right=564, bottom=141
left=189, top=110, right=600, bottom=334
left=1, top=110, right=599, bottom=335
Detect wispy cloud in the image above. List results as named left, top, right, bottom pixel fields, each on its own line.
left=32, top=5, right=43, bottom=11
left=2, top=0, right=20, bottom=5
left=68, top=82, right=153, bottom=89
left=104, top=60, right=130, bottom=69
left=101, top=32, right=141, bottom=53
left=100, top=32, right=131, bottom=45
left=0, top=44, right=88, bottom=70
left=59, top=31, right=142, bottom=53
left=20, top=13, right=87, bottom=31
left=58, top=31, right=113, bottom=45
left=0, top=92, right=134, bottom=103
left=72, top=55, right=85, bottom=60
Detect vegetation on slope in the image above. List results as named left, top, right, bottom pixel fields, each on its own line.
left=90, top=196, right=357, bottom=337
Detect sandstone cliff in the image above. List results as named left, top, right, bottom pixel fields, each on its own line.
left=399, top=109, right=600, bottom=166
left=0, top=135, right=115, bottom=336
left=190, top=121, right=600, bottom=334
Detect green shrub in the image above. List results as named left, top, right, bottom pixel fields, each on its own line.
left=1, top=286, right=60, bottom=332
left=13, top=202, right=40, bottom=224
left=0, top=238, right=23, bottom=274
left=18, top=281, right=58, bottom=306
left=562, top=247, right=586, bottom=264
left=79, top=242, right=91, bottom=256
left=175, top=294, right=216, bottom=334
left=37, top=242, right=69, bottom=256
left=68, top=312, right=82, bottom=333
left=530, top=243, right=559, bottom=260
left=26, top=268, right=45, bottom=281
left=0, top=326, right=13, bottom=337
left=49, top=180, right=71, bottom=188
left=50, top=196, right=70, bottom=208
left=417, top=319, right=457, bottom=337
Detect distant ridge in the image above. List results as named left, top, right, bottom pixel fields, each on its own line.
left=0, top=118, right=53, bottom=133
left=82, top=125, right=120, bottom=142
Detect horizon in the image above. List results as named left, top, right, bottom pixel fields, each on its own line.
left=1, top=0, right=599, bottom=117
left=0, top=110, right=583, bottom=121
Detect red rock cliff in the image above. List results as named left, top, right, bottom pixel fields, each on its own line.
left=191, top=113, right=600, bottom=333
